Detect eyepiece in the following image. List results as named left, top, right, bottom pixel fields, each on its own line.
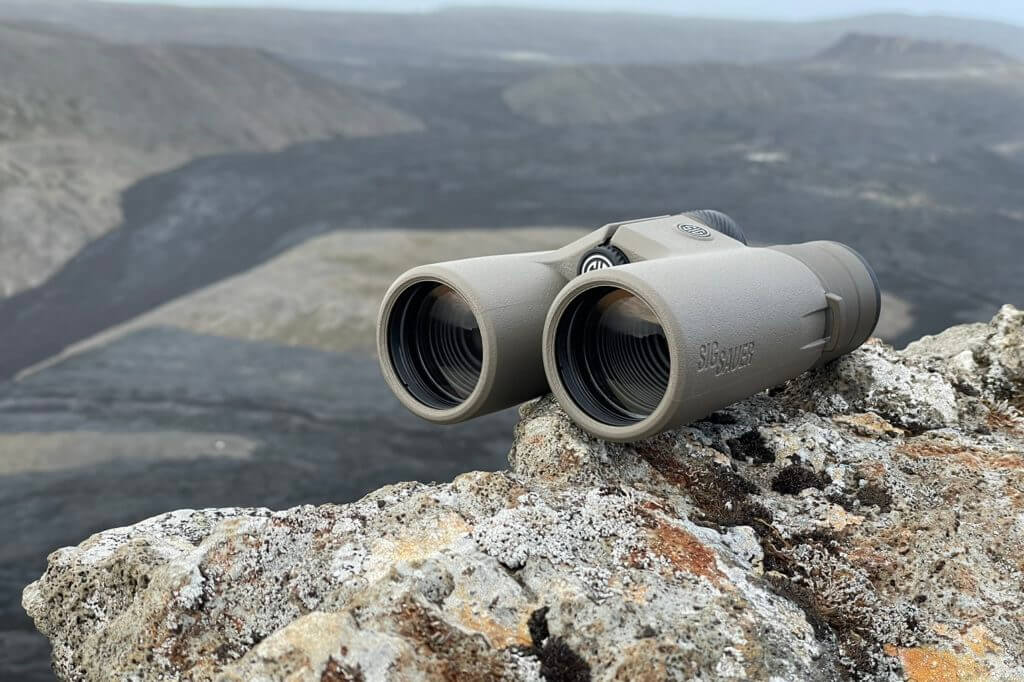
left=386, top=281, right=483, bottom=409
left=554, top=286, right=670, bottom=426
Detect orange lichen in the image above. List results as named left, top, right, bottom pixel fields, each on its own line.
left=625, top=582, right=649, bottom=604
left=834, top=412, right=905, bottom=438
left=885, top=645, right=989, bottom=682
left=963, top=625, right=1001, bottom=658
left=986, top=409, right=1024, bottom=435
left=557, top=447, right=583, bottom=469
left=360, top=513, right=471, bottom=584
left=826, top=505, right=864, bottom=531
left=638, top=500, right=671, bottom=517
left=452, top=470, right=527, bottom=506
left=649, top=523, right=726, bottom=586
left=948, top=563, right=980, bottom=593
left=845, top=543, right=890, bottom=576
left=525, top=435, right=546, bottom=447
left=393, top=598, right=520, bottom=679
left=392, top=514, right=470, bottom=562
left=609, top=639, right=669, bottom=681
left=454, top=605, right=533, bottom=649
left=856, top=460, right=889, bottom=482
left=897, top=440, right=1024, bottom=471
left=1006, top=484, right=1024, bottom=510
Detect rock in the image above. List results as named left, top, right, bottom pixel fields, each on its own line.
left=905, top=304, right=1024, bottom=401
left=23, top=307, right=1024, bottom=681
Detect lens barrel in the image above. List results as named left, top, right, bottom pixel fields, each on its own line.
left=386, top=281, right=483, bottom=409
left=379, top=252, right=569, bottom=423
left=554, top=286, right=670, bottom=426
left=545, top=246, right=843, bottom=442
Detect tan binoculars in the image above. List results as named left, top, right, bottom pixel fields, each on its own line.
left=377, top=211, right=879, bottom=442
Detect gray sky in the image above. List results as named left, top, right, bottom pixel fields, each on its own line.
left=103, top=1, right=1024, bottom=25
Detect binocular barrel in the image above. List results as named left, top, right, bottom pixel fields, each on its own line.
left=377, top=252, right=569, bottom=423
left=377, top=212, right=880, bottom=441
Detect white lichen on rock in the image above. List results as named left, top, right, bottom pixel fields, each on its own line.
left=23, top=306, right=1024, bottom=681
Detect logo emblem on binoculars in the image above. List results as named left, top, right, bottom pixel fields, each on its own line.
left=577, top=245, right=629, bottom=274
left=580, top=253, right=616, bottom=272
left=677, top=223, right=714, bottom=240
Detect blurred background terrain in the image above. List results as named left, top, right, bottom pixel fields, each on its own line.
left=0, top=1, right=1022, bottom=678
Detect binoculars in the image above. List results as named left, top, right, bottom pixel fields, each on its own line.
left=377, top=211, right=880, bottom=442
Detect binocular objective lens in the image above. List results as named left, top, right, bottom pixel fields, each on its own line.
left=387, top=282, right=483, bottom=409
left=556, top=287, right=670, bottom=426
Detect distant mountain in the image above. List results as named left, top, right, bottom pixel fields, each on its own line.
left=0, top=22, right=420, bottom=150
left=504, top=64, right=828, bottom=126
left=2, top=2, right=1024, bottom=65
left=503, top=33, right=1024, bottom=127
left=807, top=32, right=1022, bottom=75
left=0, top=21, right=420, bottom=298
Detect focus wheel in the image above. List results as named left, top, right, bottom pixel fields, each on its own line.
left=578, top=245, right=629, bottom=274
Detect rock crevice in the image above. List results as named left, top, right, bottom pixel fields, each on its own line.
left=23, top=306, right=1024, bottom=681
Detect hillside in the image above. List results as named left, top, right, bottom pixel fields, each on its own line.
left=504, top=34, right=1024, bottom=126
left=503, top=63, right=830, bottom=125
left=0, top=22, right=420, bottom=149
left=807, top=32, right=1023, bottom=76
left=3, top=3, right=1024, bottom=65
left=29, top=227, right=588, bottom=364
left=2, top=43, right=1023, bottom=381
left=0, top=21, right=420, bottom=298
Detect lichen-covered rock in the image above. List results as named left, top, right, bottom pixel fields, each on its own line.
left=23, top=307, right=1024, bottom=681
left=905, top=304, right=1024, bottom=402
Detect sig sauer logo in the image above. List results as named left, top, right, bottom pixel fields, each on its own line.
left=677, top=223, right=713, bottom=240
left=697, top=341, right=755, bottom=376
left=579, top=253, right=615, bottom=272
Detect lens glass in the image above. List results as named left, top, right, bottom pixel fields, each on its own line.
left=387, top=282, right=483, bottom=409
left=556, top=287, right=670, bottom=426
